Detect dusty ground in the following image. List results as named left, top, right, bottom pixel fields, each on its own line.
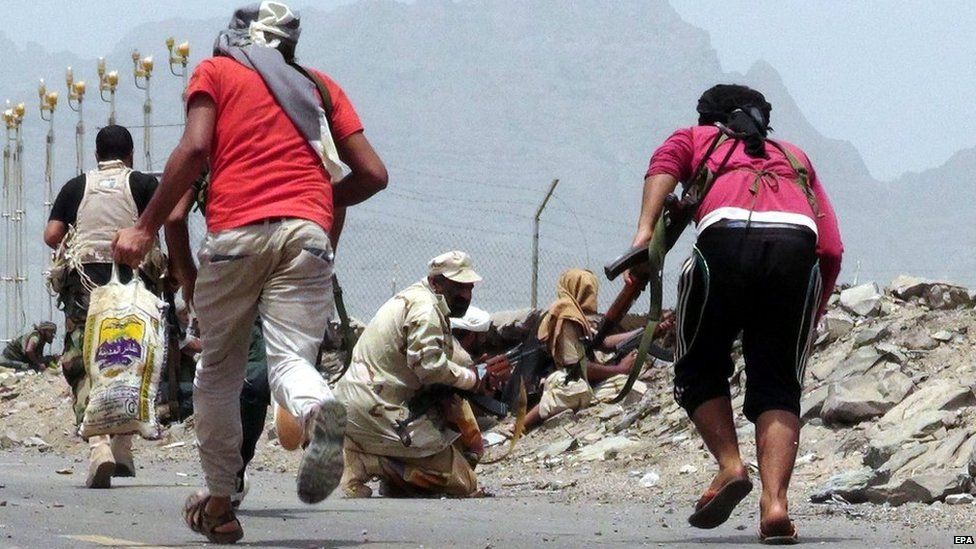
left=2, top=285, right=976, bottom=537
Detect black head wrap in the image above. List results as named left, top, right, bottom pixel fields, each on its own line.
left=697, top=84, right=772, bottom=158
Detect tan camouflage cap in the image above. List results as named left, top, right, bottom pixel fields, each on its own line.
left=428, top=251, right=482, bottom=284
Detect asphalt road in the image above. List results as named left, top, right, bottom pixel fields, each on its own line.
left=0, top=450, right=963, bottom=548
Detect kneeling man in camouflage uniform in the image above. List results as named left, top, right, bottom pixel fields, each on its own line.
left=335, top=251, right=508, bottom=498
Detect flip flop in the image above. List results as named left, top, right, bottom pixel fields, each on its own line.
left=759, top=522, right=799, bottom=545
left=687, top=477, right=753, bottom=529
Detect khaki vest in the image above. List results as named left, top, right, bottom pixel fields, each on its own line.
left=72, top=160, right=141, bottom=264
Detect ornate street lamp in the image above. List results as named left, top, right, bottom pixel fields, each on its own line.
left=38, top=80, right=59, bottom=320
left=132, top=50, right=154, bottom=170
left=96, top=57, right=120, bottom=125
left=65, top=67, right=87, bottom=175
left=166, top=37, right=190, bottom=123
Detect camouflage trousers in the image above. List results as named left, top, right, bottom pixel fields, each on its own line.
left=58, top=274, right=93, bottom=425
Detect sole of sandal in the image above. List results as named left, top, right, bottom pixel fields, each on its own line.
left=687, top=478, right=753, bottom=529
left=296, top=399, right=346, bottom=504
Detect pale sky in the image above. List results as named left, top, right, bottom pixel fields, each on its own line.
left=3, top=0, right=972, bottom=181
left=670, top=1, right=976, bottom=180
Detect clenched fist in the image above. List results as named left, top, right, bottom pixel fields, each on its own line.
left=112, top=226, right=155, bottom=268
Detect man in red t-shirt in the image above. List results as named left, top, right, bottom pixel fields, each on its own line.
left=113, top=3, right=387, bottom=543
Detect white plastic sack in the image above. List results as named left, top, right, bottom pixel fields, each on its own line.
left=79, top=265, right=167, bottom=439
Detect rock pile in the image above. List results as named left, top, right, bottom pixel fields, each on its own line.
left=808, top=278, right=976, bottom=506
left=484, top=275, right=976, bottom=509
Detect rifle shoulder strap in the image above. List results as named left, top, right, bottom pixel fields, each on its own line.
left=681, top=130, right=731, bottom=205
left=767, top=139, right=822, bottom=218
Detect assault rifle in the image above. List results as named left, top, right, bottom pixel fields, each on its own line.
left=609, top=328, right=674, bottom=364
left=591, top=194, right=693, bottom=351
left=499, top=338, right=552, bottom=408
left=595, top=193, right=697, bottom=402
left=394, top=381, right=510, bottom=447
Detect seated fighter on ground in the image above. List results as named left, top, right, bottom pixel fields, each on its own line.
left=0, top=322, right=57, bottom=371
left=523, top=269, right=673, bottom=430
left=334, top=251, right=509, bottom=498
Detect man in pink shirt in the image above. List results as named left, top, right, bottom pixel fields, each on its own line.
left=630, top=84, right=842, bottom=543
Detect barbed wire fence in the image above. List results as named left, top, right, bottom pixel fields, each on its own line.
left=180, top=166, right=690, bottom=322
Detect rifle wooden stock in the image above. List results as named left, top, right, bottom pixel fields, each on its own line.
left=591, top=276, right=646, bottom=349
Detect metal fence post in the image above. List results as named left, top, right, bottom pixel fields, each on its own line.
left=531, top=178, right=560, bottom=308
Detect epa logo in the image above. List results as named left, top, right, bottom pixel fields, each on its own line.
left=954, top=535, right=975, bottom=545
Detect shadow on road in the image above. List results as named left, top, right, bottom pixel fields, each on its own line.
left=644, top=534, right=857, bottom=545
left=237, top=507, right=363, bottom=519
left=235, top=539, right=365, bottom=548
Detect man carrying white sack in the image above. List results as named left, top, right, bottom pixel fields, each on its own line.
left=44, top=125, right=163, bottom=489
left=112, top=1, right=387, bottom=543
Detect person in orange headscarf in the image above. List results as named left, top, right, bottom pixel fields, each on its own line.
left=522, top=269, right=648, bottom=430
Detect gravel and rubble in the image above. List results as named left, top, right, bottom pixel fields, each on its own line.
left=1, top=275, right=975, bottom=531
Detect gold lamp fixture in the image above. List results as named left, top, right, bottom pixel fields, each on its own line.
left=37, top=79, right=58, bottom=121
left=97, top=57, right=120, bottom=98
left=4, top=101, right=25, bottom=129
left=65, top=66, right=86, bottom=112
left=132, top=49, right=154, bottom=90
left=166, top=37, right=190, bottom=77
left=97, top=57, right=120, bottom=124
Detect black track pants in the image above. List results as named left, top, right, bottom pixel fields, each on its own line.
left=673, top=225, right=820, bottom=422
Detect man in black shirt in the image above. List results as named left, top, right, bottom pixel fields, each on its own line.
left=43, top=125, right=161, bottom=489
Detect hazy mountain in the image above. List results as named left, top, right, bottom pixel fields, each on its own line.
left=0, top=0, right=967, bottom=323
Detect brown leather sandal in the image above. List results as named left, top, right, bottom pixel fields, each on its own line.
left=183, top=491, right=244, bottom=545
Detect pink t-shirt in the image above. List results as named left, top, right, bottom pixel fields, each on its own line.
left=647, top=125, right=843, bottom=318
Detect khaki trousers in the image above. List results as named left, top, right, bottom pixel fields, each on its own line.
left=194, top=219, right=336, bottom=496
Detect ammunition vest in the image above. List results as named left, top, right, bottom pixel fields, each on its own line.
left=72, top=161, right=143, bottom=264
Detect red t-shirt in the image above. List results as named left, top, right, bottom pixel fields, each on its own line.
left=186, top=56, right=363, bottom=233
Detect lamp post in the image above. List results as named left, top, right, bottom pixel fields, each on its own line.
left=96, top=57, right=119, bottom=125
left=1, top=104, right=13, bottom=340
left=39, top=80, right=59, bottom=320
left=12, top=102, right=25, bottom=336
left=166, top=37, right=190, bottom=123
left=65, top=67, right=86, bottom=175
left=2, top=102, right=26, bottom=339
left=132, top=50, right=154, bottom=170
